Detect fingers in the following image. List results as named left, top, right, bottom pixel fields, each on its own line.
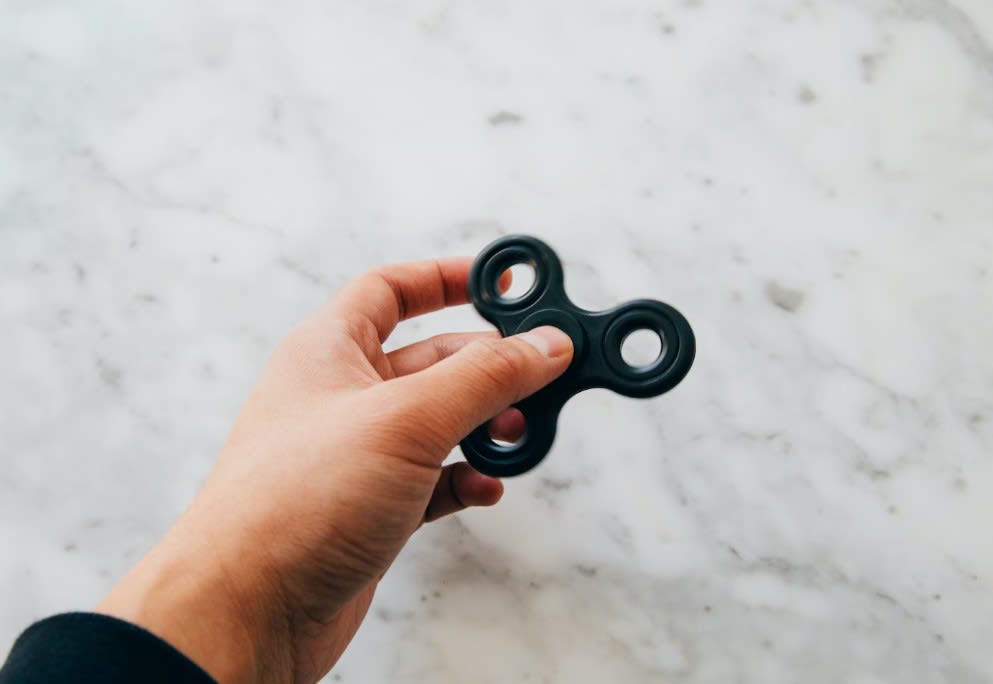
left=391, top=326, right=573, bottom=450
left=386, top=331, right=499, bottom=377
left=318, top=258, right=474, bottom=343
left=487, top=407, right=527, bottom=443
left=423, top=462, right=504, bottom=523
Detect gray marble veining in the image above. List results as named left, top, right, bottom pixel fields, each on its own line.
left=2, top=1, right=992, bottom=682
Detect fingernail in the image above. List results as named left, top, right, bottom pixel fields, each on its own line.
left=518, top=326, right=573, bottom=358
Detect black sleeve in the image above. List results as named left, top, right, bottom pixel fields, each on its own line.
left=0, top=613, right=216, bottom=683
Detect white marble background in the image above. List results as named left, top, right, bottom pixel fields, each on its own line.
left=2, top=0, right=993, bottom=682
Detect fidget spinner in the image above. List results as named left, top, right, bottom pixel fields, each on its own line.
left=460, top=235, right=696, bottom=477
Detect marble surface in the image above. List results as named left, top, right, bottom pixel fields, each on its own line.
left=2, top=0, right=993, bottom=681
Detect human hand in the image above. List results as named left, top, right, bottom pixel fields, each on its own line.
left=96, top=257, right=574, bottom=683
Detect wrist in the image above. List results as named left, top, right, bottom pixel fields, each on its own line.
left=96, top=511, right=293, bottom=684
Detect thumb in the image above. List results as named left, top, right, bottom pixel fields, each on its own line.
left=391, top=326, right=573, bottom=450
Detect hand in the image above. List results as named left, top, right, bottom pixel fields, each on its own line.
left=96, top=257, right=574, bottom=683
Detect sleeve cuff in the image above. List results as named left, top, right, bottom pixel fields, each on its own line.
left=0, top=612, right=215, bottom=683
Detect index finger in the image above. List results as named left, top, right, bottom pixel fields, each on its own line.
left=321, top=257, right=475, bottom=342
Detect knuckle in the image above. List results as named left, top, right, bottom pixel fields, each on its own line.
left=428, top=332, right=458, bottom=359
left=357, top=266, right=387, bottom=285
left=276, top=316, right=348, bottom=361
left=275, top=322, right=316, bottom=359
left=433, top=332, right=484, bottom=360
left=342, top=269, right=378, bottom=298
left=467, top=338, right=525, bottom=398
left=378, top=390, right=455, bottom=458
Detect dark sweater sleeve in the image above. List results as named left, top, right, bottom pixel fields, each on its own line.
left=0, top=613, right=215, bottom=683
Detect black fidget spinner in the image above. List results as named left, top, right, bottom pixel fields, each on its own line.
left=459, top=235, right=696, bottom=477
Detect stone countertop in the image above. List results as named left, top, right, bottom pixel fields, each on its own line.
left=1, top=1, right=992, bottom=682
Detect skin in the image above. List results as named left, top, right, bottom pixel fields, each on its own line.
left=96, top=257, right=574, bottom=683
